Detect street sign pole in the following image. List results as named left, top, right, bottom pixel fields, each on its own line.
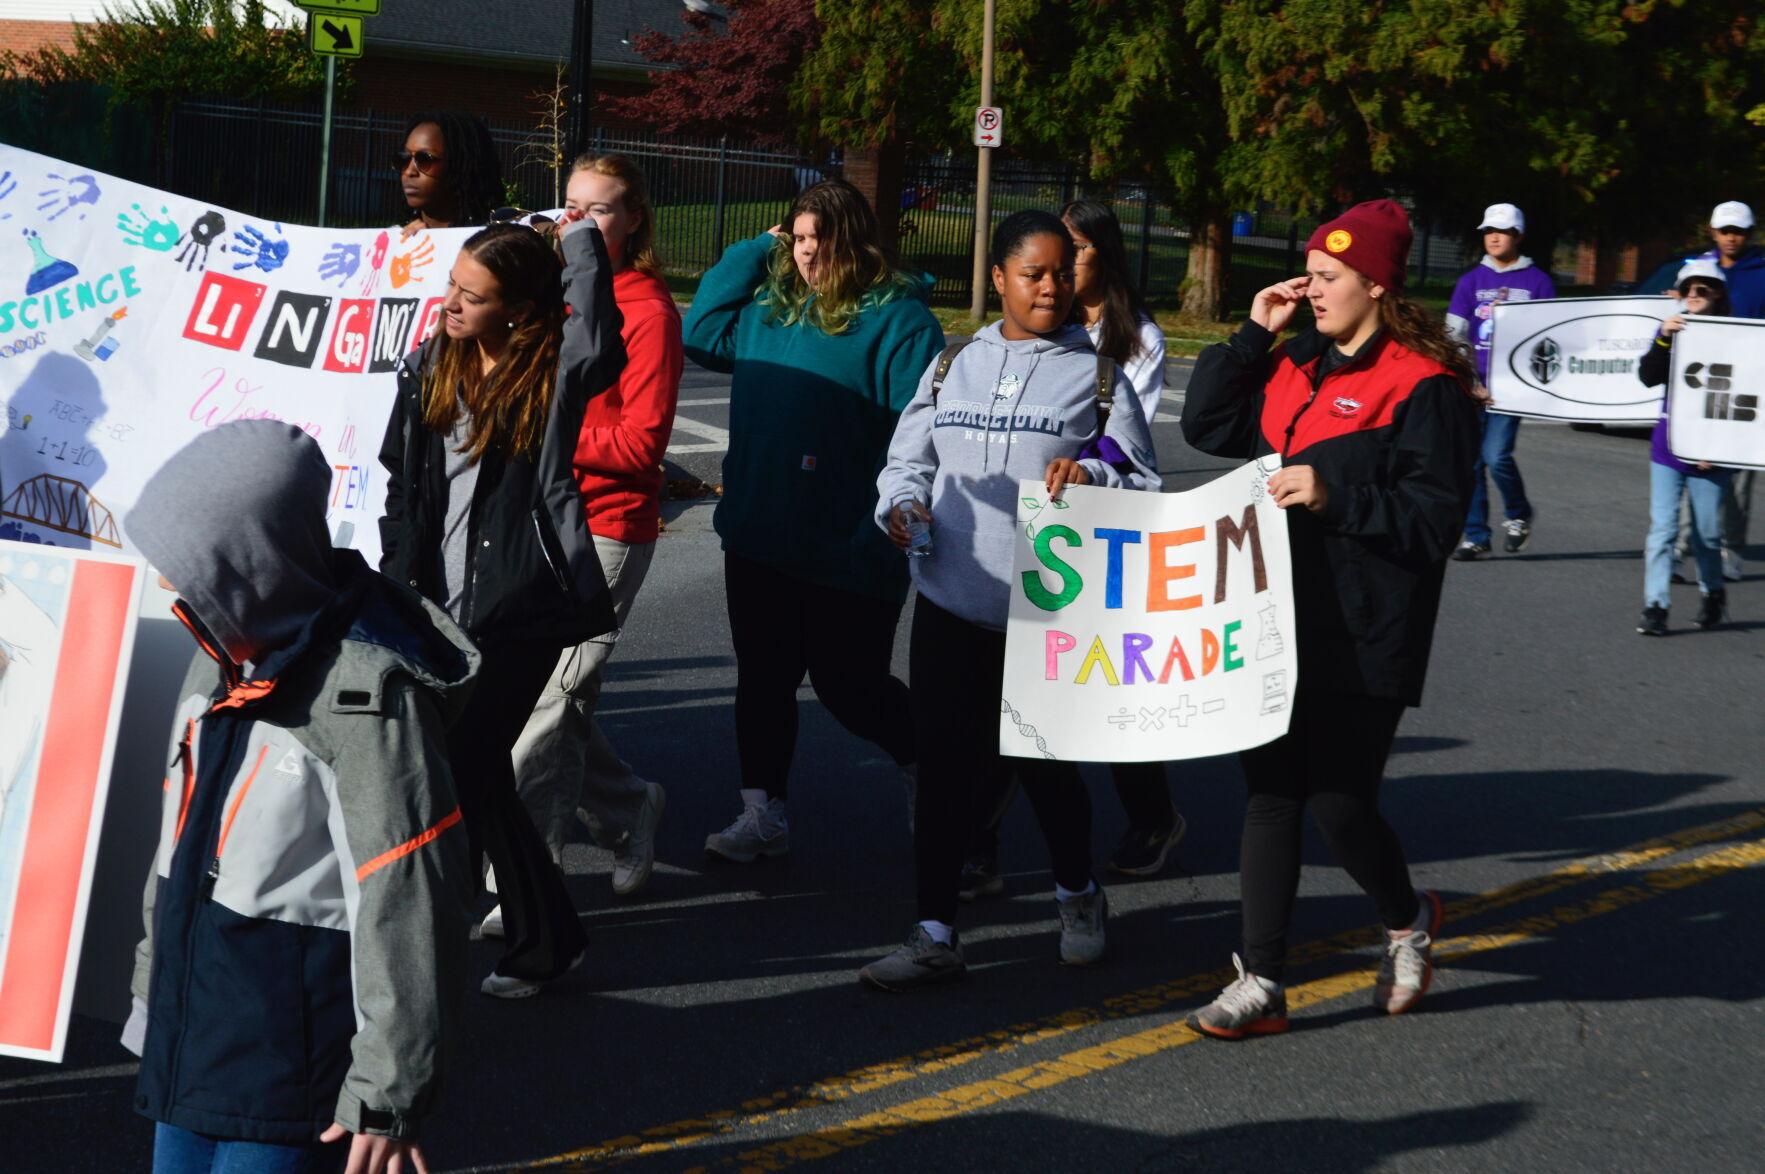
left=317, top=55, right=335, bottom=227
left=968, top=0, right=996, bottom=322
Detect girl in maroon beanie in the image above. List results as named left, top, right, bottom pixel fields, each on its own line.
left=1179, top=199, right=1482, bottom=1037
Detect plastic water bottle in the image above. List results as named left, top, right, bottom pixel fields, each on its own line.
left=904, top=510, right=933, bottom=558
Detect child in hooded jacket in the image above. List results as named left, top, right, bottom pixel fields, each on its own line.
left=861, top=211, right=1159, bottom=991
left=123, top=420, right=477, bottom=1173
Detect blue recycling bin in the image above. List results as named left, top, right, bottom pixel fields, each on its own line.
left=1231, top=211, right=1255, bottom=238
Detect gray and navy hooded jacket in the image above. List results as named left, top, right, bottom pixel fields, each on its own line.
left=876, top=321, right=1159, bottom=631
left=122, top=421, right=479, bottom=1144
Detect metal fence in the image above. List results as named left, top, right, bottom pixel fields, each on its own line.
left=24, top=95, right=1473, bottom=307
left=897, top=154, right=1472, bottom=306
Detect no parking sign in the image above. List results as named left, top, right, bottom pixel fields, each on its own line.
left=974, top=106, right=1004, bottom=149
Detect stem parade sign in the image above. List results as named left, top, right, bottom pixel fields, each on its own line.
left=1000, top=459, right=1297, bottom=762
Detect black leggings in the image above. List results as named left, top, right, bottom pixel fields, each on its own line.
left=1237, top=690, right=1419, bottom=981
left=966, top=760, right=1173, bottom=860
left=724, top=553, right=914, bottom=798
left=912, top=595, right=1091, bottom=926
left=449, top=640, right=589, bottom=981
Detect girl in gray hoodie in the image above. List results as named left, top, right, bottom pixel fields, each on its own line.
left=862, top=211, right=1159, bottom=991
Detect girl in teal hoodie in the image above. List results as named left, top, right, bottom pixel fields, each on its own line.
left=684, top=179, right=945, bottom=863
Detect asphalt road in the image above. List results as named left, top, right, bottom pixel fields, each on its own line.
left=5, top=349, right=1762, bottom=1172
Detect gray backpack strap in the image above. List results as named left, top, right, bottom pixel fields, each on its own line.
left=929, top=340, right=972, bottom=403
left=1095, top=354, right=1115, bottom=422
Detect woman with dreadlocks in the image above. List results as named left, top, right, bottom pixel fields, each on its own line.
left=396, top=110, right=504, bottom=231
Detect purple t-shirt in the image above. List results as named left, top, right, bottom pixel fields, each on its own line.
left=1447, top=258, right=1559, bottom=381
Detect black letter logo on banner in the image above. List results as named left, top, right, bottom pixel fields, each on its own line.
left=1683, top=362, right=1734, bottom=391
left=254, top=291, right=333, bottom=367
left=369, top=298, right=420, bottom=373
left=1529, top=337, right=1561, bottom=385
left=1704, top=392, right=1758, bottom=422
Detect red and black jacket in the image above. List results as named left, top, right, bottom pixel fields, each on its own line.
left=1183, top=322, right=1480, bottom=705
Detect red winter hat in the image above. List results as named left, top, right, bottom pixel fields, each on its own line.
left=1304, top=199, right=1413, bottom=292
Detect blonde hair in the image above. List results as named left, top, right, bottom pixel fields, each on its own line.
left=759, top=179, right=916, bottom=336
left=570, top=153, right=661, bottom=276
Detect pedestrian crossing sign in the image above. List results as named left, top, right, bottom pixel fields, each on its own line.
left=308, top=13, right=365, bottom=58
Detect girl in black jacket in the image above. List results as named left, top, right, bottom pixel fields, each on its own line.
left=380, top=222, right=624, bottom=996
left=1178, top=201, right=1480, bottom=1038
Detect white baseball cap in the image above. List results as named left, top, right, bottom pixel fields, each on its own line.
left=1710, top=201, right=1755, bottom=230
left=1674, top=258, right=1727, bottom=290
left=1478, top=203, right=1524, bottom=232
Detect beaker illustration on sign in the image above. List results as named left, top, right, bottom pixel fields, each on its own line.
left=1254, top=599, right=1284, bottom=660
left=22, top=229, right=78, bottom=295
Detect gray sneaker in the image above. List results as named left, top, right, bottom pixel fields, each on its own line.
left=1187, top=954, right=1289, bottom=1039
left=859, top=925, right=966, bottom=991
left=1057, top=886, right=1108, bottom=965
left=610, top=781, right=666, bottom=896
left=704, top=798, right=788, bottom=863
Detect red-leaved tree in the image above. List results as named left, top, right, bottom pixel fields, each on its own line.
left=606, top=0, right=820, bottom=147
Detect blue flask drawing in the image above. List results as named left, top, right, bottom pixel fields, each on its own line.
left=23, top=229, right=78, bottom=295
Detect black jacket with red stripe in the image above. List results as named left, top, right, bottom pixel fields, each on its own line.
left=1182, top=322, right=1480, bottom=705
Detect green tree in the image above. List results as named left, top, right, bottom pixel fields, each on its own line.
left=13, top=1, right=333, bottom=107
left=1210, top=1, right=1765, bottom=272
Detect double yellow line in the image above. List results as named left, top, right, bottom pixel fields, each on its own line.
left=519, top=807, right=1765, bottom=1172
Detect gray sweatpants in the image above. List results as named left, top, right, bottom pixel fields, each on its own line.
left=510, top=535, right=657, bottom=861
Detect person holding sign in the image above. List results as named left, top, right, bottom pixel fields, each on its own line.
left=960, top=200, right=1186, bottom=899
left=683, top=180, right=943, bottom=865
left=1180, top=200, right=1480, bottom=1036
left=379, top=220, right=626, bottom=999
left=861, top=210, right=1159, bottom=991
left=1444, top=203, right=1556, bottom=561
left=1634, top=260, right=1734, bottom=635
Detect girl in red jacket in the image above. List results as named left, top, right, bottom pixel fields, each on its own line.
left=1179, top=201, right=1481, bottom=1038
left=494, top=155, right=684, bottom=929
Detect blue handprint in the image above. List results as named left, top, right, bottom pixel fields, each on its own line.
left=37, top=173, right=101, bottom=222
left=117, top=203, right=180, bottom=252
left=0, top=170, right=15, bottom=220
left=228, top=221, right=290, bottom=274
left=317, top=241, right=362, bottom=287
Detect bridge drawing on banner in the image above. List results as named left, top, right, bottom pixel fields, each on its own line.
left=1, top=475, right=122, bottom=547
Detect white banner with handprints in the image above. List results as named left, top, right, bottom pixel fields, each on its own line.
left=0, top=146, right=471, bottom=564
left=1000, top=460, right=1297, bottom=762
left=1667, top=315, right=1765, bottom=471
left=1487, top=296, right=1669, bottom=423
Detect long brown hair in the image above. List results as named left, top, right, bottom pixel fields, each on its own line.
left=421, top=224, right=565, bottom=460
left=759, top=178, right=916, bottom=335
left=1060, top=199, right=1149, bottom=365
left=570, top=152, right=662, bottom=276
left=1378, top=293, right=1482, bottom=400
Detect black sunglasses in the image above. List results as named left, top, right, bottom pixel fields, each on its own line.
left=392, top=150, right=443, bottom=175
left=1682, top=283, right=1722, bottom=298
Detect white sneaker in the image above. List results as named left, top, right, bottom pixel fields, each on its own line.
left=1375, top=890, right=1443, bottom=1015
left=479, top=904, right=505, bottom=939
left=1056, top=885, right=1107, bottom=965
left=1722, top=548, right=1743, bottom=582
left=479, top=949, right=586, bottom=1000
left=704, top=797, right=789, bottom=863
left=611, top=781, right=666, bottom=896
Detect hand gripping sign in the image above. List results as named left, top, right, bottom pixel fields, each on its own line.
left=1001, top=459, right=1296, bottom=762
